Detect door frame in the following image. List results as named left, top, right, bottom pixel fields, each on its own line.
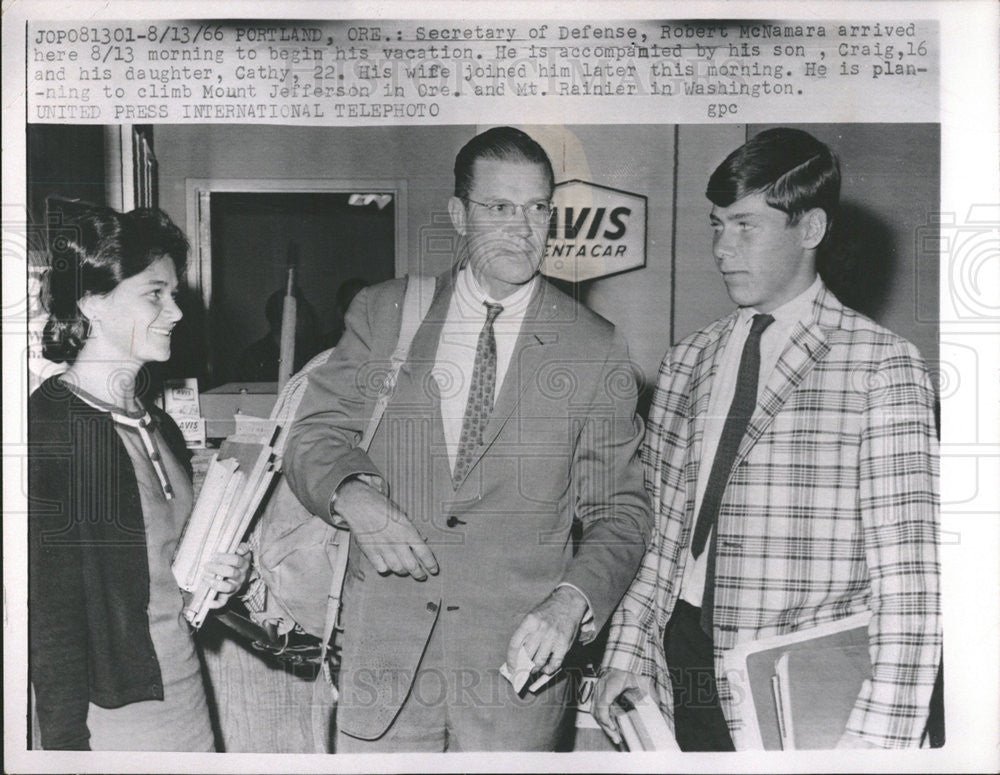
left=184, top=177, right=408, bottom=311
left=184, top=177, right=406, bottom=384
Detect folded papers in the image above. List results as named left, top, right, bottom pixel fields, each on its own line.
left=172, top=420, right=280, bottom=629
left=499, top=644, right=556, bottom=693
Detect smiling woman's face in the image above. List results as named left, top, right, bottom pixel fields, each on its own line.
left=82, top=254, right=183, bottom=366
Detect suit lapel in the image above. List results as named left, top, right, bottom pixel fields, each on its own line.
left=686, top=315, right=738, bottom=498
left=730, top=287, right=838, bottom=469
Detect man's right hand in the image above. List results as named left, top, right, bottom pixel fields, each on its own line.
left=334, top=479, right=439, bottom=581
left=591, top=667, right=647, bottom=745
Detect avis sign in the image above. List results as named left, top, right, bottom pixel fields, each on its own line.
left=542, top=179, right=647, bottom=282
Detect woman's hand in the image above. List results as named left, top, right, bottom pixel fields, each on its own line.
left=202, top=543, right=251, bottom=609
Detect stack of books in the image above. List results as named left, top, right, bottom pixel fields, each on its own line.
left=171, top=418, right=281, bottom=629
left=770, top=630, right=871, bottom=749
left=615, top=689, right=679, bottom=751
left=722, top=612, right=872, bottom=750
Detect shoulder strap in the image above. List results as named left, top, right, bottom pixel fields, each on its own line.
left=358, top=274, right=436, bottom=450
left=268, top=346, right=339, bottom=453
left=320, top=274, right=436, bottom=686
left=269, top=274, right=435, bottom=454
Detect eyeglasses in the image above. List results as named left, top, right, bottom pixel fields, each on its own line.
left=464, top=197, right=553, bottom=223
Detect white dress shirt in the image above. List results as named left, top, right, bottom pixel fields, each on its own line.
left=434, top=268, right=595, bottom=631
left=680, top=275, right=824, bottom=607
left=434, top=267, right=538, bottom=470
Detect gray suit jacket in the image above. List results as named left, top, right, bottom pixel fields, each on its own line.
left=284, top=267, right=652, bottom=739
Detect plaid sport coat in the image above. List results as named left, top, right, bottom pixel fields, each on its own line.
left=603, top=285, right=941, bottom=748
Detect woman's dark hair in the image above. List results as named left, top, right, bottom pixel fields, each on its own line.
left=42, top=201, right=189, bottom=363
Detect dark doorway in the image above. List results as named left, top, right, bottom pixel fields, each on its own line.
left=204, top=192, right=395, bottom=388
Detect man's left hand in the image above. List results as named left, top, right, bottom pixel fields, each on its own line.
left=506, top=586, right=589, bottom=679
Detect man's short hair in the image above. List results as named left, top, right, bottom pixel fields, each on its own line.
left=706, top=128, right=841, bottom=229
left=453, top=126, right=555, bottom=200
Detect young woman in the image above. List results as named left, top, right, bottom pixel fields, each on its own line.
left=29, top=203, right=248, bottom=751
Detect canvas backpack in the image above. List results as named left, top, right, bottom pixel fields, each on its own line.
left=244, top=274, right=436, bottom=683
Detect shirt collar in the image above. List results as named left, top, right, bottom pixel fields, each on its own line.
left=61, top=379, right=173, bottom=497
left=738, top=275, right=823, bottom=329
left=60, top=377, right=153, bottom=427
left=456, top=266, right=538, bottom=319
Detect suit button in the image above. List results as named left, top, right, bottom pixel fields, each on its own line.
left=426, top=602, right=438, bottom=613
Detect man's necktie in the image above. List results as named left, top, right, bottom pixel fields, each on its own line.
left=453, top=301, right=504, bottom=486
left=693, top=312, right=775, bottom=635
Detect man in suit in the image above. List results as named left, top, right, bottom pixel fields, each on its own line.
left=592, top=128, right=940, bottom=750
left=283, top=126, right=652, bottom=752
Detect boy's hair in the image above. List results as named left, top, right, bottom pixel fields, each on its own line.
left=706, top=127, right=841, bottom=229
